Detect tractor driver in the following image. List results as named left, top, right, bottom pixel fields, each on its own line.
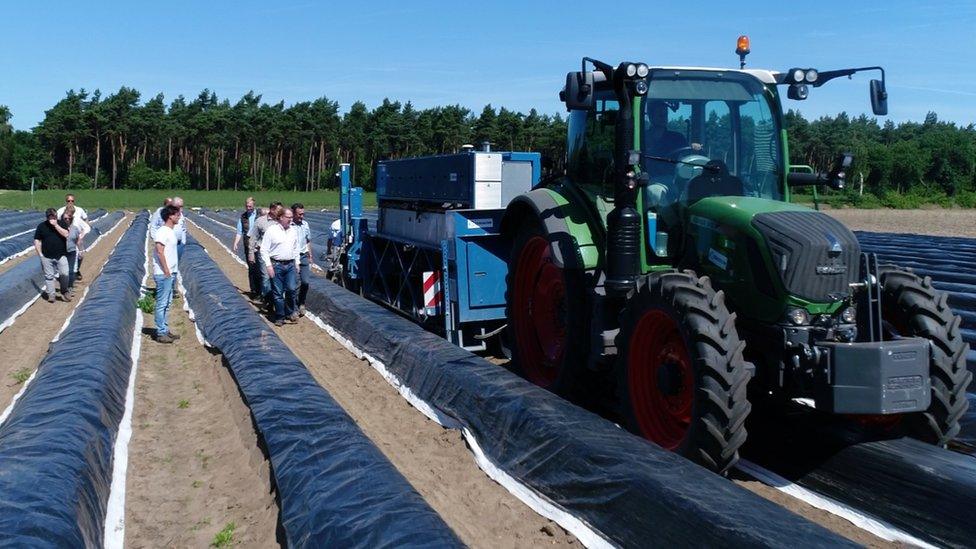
left=644, top=101, right=691, bottom=222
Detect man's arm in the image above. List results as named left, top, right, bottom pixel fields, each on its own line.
left=50, top=219, right=69, bottom=238
left=34, top=239, right=43, bottom=258
left=155, top=241, right=171, bottom=277
left=233, top=218, right=243, bottom=251
left=260, top=232, right=274, bottom=277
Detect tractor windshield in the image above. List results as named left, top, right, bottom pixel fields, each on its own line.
left=641, top=70, right=783, bottom=214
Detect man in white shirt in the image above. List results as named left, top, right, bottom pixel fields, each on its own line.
left=260, top=206, right=301, bottom=326
left=153, top=205, right=182, bottom=343
left=326, top=217, right=343, bottom=271
left=291, top=203, right=315, bottom=316
left=148, top=197, right=172, bottom=240
left=57, top=193, right=90, bottom=280
left=171, top=196, right=187, bottom=258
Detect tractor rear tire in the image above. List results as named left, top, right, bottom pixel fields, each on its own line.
left=880, top=267, right=973, bottom=446
left=616, top=271, right=751, bottom=475
left=505, top=216, right=590, bottom=396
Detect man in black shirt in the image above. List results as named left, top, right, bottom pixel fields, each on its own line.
left=33, top=208, right=72, bottom=303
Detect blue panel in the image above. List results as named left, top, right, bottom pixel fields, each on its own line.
left=464, top=238, right=508, bottom=309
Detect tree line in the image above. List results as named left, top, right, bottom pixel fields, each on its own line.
left=0, top=88, right=974, bottom=203
left=0, top=89, right=566, bottom=192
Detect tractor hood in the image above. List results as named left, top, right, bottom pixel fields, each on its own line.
left=686, top=197, right=861, bottom=313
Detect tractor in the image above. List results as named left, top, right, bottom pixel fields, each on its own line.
left=500, top=38, right=972, bottom=473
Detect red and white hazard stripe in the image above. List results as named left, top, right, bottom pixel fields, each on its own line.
left=423, top=271, right=442, bottom=313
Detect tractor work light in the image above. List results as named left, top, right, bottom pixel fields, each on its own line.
left=636, top=63, right=649, bottom=77
left=791, top=68, right=805, bottom=83
left=787, top=308, right=810, bottom=326
left=841, top=306, right=857, bottom=324
left=805, top=69, right=819, bottom=83
left=625, top=63, right=637, bottom=77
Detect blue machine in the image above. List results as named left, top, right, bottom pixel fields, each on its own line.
left=334, top=148, right=541, bottom=351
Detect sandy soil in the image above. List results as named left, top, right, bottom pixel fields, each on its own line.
left=191, top=224, right=577, bottom=548
left=0, top=213, right=129, bottom=411
left=730, top=475, right=897, bottom=547
left=124, top=248, right=280, bottom=547
left=825, top=207, right=976, bottom=238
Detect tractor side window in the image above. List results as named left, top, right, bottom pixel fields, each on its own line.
left=738, top=100, right=782, bottom=200
left=703, top=101, right=732, bottom=165
left=566, top=99, right=619, bottom=192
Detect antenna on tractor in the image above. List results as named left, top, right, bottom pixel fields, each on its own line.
left=736, top=35, right=751, bottom=69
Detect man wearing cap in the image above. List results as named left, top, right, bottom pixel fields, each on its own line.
left=57, top=193, right=90, bottom=281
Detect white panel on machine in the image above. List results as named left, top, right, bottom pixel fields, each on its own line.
left=473, top=153, right=503, bottom=209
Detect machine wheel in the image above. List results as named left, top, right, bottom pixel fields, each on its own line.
left=506, top=216, right=589, bottom=395
left=616, top=271, right=751, bottom=474
left=879, top=267, right=973, bottom=446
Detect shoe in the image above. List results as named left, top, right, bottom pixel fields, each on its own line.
left=169, top=333, right=182, bottom=340
left=298, top=305, right=306, bottom=317
left=287, top=313, right=299, bottom=324
left=273, top=319, right=285, bottom=327
left=61, top=293, right=72, bottom=302
left=156, top=334, right=175, bottom=344
left=46, top=293, right=55, bottom=303
left=75, top=272, right=83, bottom=281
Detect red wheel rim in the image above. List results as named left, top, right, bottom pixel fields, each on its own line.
left=627, top=310, right=694, bottom=450
left=513, top=236, right=566, bottom=387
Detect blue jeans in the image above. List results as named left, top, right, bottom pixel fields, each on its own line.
left=154, top=274, right=175, bottom=336
left=270, top=261, right=297, bottom=321
left=177, top=241, right=186, bottom=260
left=297, top=252, right=310, bottom=307
left=256, top=255, right=272, bottom=299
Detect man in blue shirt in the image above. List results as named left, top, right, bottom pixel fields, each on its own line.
left=291, top=203, right=315, bottom=316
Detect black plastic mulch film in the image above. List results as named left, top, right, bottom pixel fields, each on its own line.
left=0, top=210, right=121, bottom=328
left=178, top=232, right=462, bottom=548
left=0, top=212, right=147, bottom=546
left=190, top=211, right=851, bottom=547
left=0, top=209, right=109, bottom=262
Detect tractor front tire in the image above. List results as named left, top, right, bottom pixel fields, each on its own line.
left=880, top=267, right=973, bottom=446
left=505, top=216, right=590, bottom=396
left=616, top=271, right=751, bottom=475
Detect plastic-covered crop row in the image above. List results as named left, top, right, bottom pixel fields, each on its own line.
left=0, top=209, right=109, bottom=264
left=0, top=211, right=125, bottom=333
left=191, top=210, right=850, bottom=548
left=178, top=232, right=462, bottom=548
left=0, top=212, right=148, bottom=546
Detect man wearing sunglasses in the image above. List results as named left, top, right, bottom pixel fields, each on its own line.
left=57, top=193, right=90, bottom=281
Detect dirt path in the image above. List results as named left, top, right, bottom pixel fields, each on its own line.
left=124, top=245, right=281, bottom=547
left=0, top=213, right=129, bottom=411
left=190, top=224, right=577, bottom=548
left=825, top=207, right=976, bottom=238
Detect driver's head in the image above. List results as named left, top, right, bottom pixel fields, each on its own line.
left=649, top=101, right=669, bottom=128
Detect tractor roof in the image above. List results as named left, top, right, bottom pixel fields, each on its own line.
left=648, top=66, right=779, bottom=84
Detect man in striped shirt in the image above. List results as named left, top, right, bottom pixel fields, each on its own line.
left=291, top=203, right=315, bottom=317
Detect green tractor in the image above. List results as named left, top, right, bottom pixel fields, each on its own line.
left=500, top=42, right=972, bottom=474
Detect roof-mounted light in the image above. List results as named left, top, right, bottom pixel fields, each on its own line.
left=735, top=35, right=751, bottom=69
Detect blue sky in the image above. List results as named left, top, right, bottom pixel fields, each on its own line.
left=1, top=0, right=973, bottom=130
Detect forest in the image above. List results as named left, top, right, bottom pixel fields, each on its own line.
left=0, top=87, right=973, bottom=207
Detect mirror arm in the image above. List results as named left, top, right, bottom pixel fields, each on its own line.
left=813, top=66, right=885, bottom=88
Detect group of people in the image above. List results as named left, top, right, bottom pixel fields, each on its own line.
left=33, top=194, right=90, bottom=303
left=232, top=198, right=315, bottom=327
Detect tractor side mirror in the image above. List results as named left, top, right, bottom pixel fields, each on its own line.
left=826, top=152, right=853, bottom=190
left=870, top=79, right=888, bottom=116
left=561, top=71, right=595, bottom=111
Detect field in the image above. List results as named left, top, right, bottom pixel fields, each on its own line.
left=0, top=206, right=974, bottom=548
left=0, top=188, right=377, bottom=210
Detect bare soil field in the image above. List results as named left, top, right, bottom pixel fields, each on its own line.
left=825, top=207, right=976, bottom=238
left=190, top=224, right=578, bottom=548
left=0, top=213, right=129, bottom=412
left=123, top=246, right=280, bottom=547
